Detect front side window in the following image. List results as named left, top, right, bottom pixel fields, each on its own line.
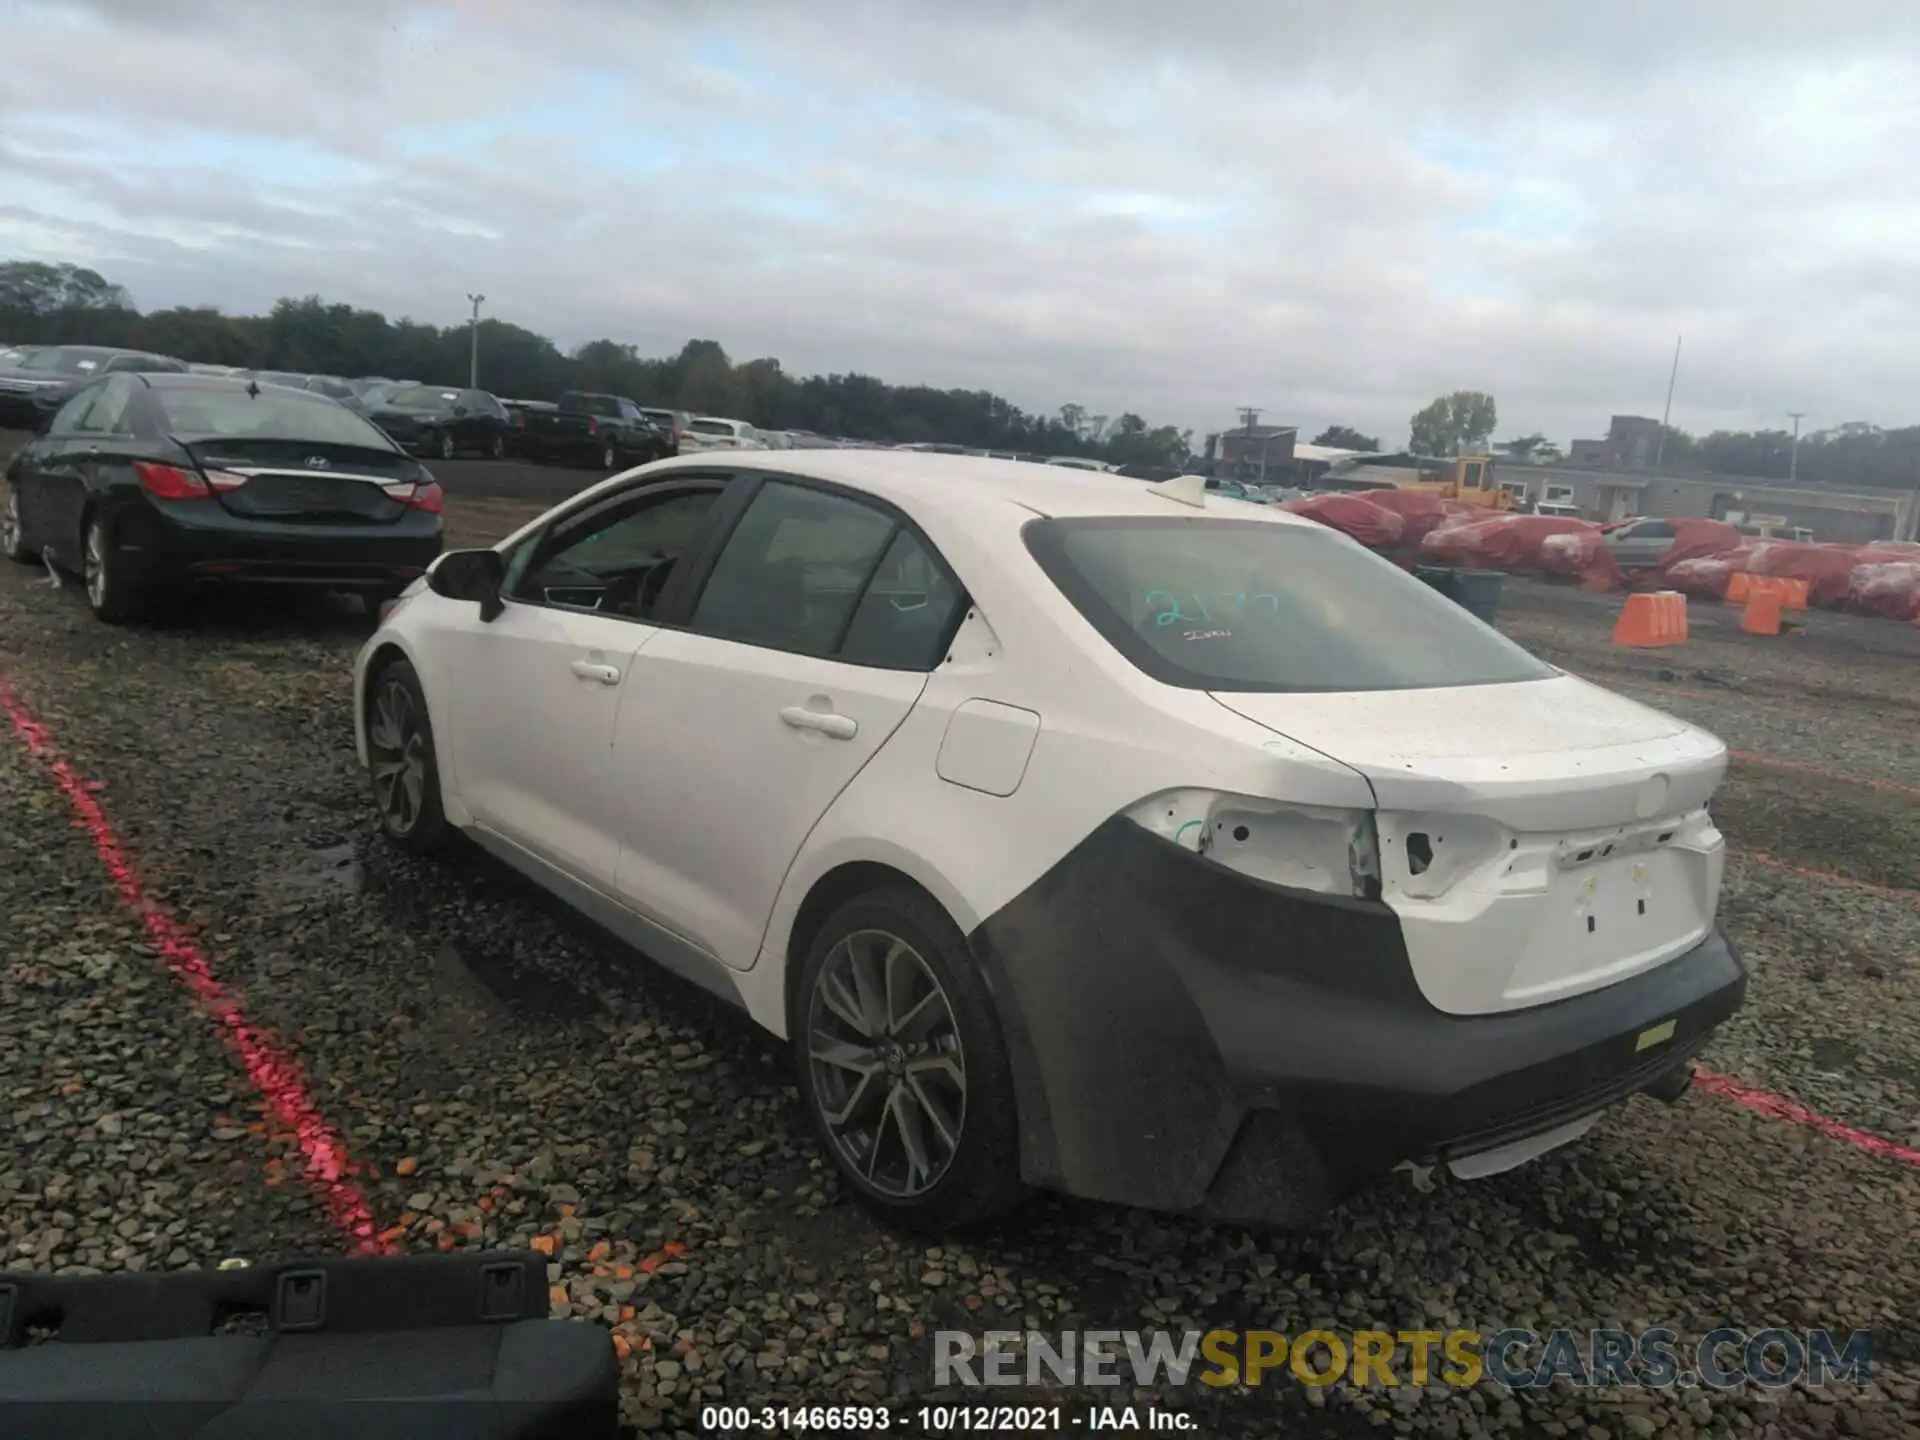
left=80, top=375, right=137, bottom=434
left=1024, top=516, right=1556, bottom=693
left=508, top=485, right=722, bottom=619
left=689, top=481, right=897, bottom=656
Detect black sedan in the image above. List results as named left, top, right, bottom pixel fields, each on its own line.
left=0, top=345, right=185, bottom=429
left=366, top=385, right=511, bottom=460
left=1, top=374, right=443, bottom=624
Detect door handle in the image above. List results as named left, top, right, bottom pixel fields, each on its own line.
left=570, top=660, right=621, bottom=685
left=779, top=706, right=857, bottom=740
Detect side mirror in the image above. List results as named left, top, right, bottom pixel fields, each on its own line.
left=427, top=548, right=506, bottom=621
left=453, top=404, right=470, bottom=417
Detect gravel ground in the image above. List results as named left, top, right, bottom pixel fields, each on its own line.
left=1, top=483, right=1917, bottom=1438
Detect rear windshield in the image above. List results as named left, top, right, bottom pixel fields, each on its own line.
left=688, top=419, right=733, bottom=435
left=152, top=386, right=398, bottom=447
left=1024, top=516, right=1555, bottom=693
left=18, top=347, right=110, bottom=375
left=385, top=386, right=460, bottom=409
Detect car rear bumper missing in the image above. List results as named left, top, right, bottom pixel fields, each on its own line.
left=967, top=816, right=1747, bottom=1225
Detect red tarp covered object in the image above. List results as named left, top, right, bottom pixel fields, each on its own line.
left=1741, top=541, right=1861, bottom=608
left=1663, top=552, right=1754, bottom=601
left=1845, top=561, right=1920, bottom=621
left=1278, top=493, right=1405, bottom=548
left=1655, top=519, right=1746, bottom=573
left=1341, top=488, right=1474, bottom=547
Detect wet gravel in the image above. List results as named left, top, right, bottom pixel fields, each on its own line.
left=1, top=489, right=1918, bottom=1438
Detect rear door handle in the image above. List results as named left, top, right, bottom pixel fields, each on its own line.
left=570, top=660, right=621, bottom=685
left=779, top=706, right=857, bottom=740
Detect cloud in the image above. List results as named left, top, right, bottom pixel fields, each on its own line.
left=3, top=0, right=1917, bottom=445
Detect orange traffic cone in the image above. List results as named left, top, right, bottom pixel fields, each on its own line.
left=1612, top=590, right=1688, bottom=647
left=1741, top=588, right=1783, bottom=635
left=1726, top=572, right=1751, bottom=604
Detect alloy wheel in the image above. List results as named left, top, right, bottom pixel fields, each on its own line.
left=602, top=443, right=617, bottom=469
left=489, top=435, right=504, bottom=459
left=367, top=678, right=428, bottom=835
left=84, top=522, right=108, bottom=610
left=438, top=432, right=455, bottom=460
left=806, top=929, right=966, bottom=1199
left=1, top=490, right=21, bottom=556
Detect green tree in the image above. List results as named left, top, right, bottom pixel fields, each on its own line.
left=1311, top=425, right=1380, bottom=451
left=1409, top=391, right=1498, bottom=456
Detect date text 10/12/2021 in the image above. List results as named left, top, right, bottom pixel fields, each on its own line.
left=701, top=1404, right=1193, bottom=1432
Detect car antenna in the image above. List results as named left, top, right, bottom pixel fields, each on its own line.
left=1145, top=473, right=1207, bottom=509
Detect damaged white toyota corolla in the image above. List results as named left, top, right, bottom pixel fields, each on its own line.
left=353, top=452, right=1745, bottom=1230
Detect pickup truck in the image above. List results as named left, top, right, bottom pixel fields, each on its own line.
left=517, top=391, right=672, bottom=470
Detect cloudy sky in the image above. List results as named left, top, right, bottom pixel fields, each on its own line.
left=3, top=0, right=1916, bottom=446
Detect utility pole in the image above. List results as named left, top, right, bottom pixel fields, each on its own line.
left=1653, top=334, right=1681, bottom=470
left=1235, top=408, right=1261, bottom=482
left=1787, top=411, right=1805, bottom=483
left=466, top=293, right=485, bottom=389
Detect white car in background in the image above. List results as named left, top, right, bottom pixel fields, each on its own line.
left=680, top=416, right=766, bottom=452
left=354, top=454, right=1746, bottom=1230
left=1044, top=455, right=1116, bottom=472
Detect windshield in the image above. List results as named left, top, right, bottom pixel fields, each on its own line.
left=18, top=347, right=110, bottom=375
left=382, top=385, right=460, bottom=410
left=152, top=385, right=400, bottom=448
left=1024, top=516, right=1556, bottom=693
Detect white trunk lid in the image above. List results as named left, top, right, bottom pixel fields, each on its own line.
left=1211, top=675, right=1728, bottom=1015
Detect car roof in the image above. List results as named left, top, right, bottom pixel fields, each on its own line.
left=137, top=373, right=341, bottom=395
left=648, top=449, right=1321, bottom=528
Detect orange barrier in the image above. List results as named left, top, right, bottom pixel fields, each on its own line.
left=1725, top=573, right=1807, bottom=610
left=1611, top=590, right=1688, bottom=647
left=1742, top=588, right=1783, bottom=636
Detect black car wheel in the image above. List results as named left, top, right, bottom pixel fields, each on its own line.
left=487, top=434, right=504, bottom=460
left=82, top=514, right=146, bottom=625
left=2, top=487, right=36, bottom=564
left=792, top=886, right=1024, bottom=1232
left=366, top=659, right=449, bottom=852
left=438, top=432, right=456, bottom=461
left=600, top=441, right=619, bottom=470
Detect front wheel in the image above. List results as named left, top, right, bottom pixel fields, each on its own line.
left=83, top=514, right=147, bottom=624
left=487, top=434, right=504, bottom=460
left=366, top=659, right=450, bottom=852
left=600, top=442, right=619, bottom=470
left=438, top=432, right=456, bottom=461
left=793, top=888, right=1024, bottom=1232
left=2, top=486, right=36, bottom=564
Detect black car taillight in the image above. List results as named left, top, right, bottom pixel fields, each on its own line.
left=406, top=481, right=444, bottom=514
left=134, top=461, right=212, bottom=500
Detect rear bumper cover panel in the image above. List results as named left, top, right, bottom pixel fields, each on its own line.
left=966, top=816, right=1746, bottom=1222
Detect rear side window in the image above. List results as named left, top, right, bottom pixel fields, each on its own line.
left=690, top=481, right=896, bottom=657
left=150, top=386, right=398, bottom=447
left=838, top=530, right=965, bottom=669
left=1024, top=517, right=1555, bottom=693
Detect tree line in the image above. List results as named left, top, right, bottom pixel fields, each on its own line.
left=0, top=261, right=1192, bottom=467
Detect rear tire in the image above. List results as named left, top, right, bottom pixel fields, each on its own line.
left=2, top=486, right=36, bottom=564
left=600, top=442, right=619, bottom=470
left=438, top=432, right=456, bottom=461
left=83, top=514, right=147, bottom=625
left=487, top=434, right=504, bottom=460
left=792, top=887, right=1024, bottom=1233
left=365, top=659, right=450, bottom=853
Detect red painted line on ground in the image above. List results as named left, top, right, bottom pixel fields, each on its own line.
left=0, top=680, right=393, bottom=1255
left=1728, top=749, right=1920, bottom=801
left=1736, top=849, right=1920, bottom=907
left=1694, top=1067, right=1920, bottom=1167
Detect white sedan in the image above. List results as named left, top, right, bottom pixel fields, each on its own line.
left=354, top=454, right=1746, bottom=1230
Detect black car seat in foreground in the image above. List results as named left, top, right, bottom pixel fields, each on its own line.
left=0, top=1250, right=618, bottom=1440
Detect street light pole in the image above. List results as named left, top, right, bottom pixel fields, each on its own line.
left=466, top=293, right=485, bottom=389
left=1787, top=411, right=1805, bottom=483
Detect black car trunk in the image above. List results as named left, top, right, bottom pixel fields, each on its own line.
left=176, top=436, right=426, bottom=524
